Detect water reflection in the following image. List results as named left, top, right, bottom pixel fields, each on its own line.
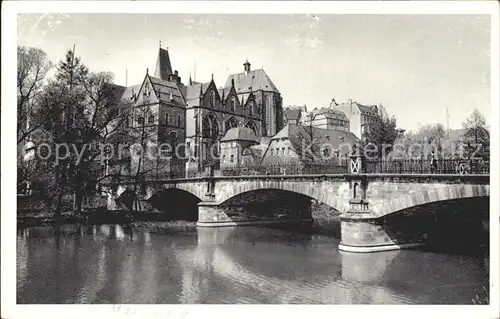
left=16, top=225, right=488, bottom=304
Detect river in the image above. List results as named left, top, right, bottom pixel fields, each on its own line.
left=16, top=223, right=489, bottom=304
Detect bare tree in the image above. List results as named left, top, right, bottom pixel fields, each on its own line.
left=462, top=109, right=489, bottom=160
left=17, top=46, right=53, bottom=144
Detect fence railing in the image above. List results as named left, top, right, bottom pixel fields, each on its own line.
left=218, top=163, right=349, bottom=177
left=364, top=158, right=489, bottom=175
left=104, top=158, right=489, bottom=183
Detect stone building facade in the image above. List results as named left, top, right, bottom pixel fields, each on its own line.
left=303, top=107, right=350, bottom=132
left=330, top=98, right=381, bottom=139
left=112, top=47, right=283, bottom=176
left=184, top=59, right=283, bottom=172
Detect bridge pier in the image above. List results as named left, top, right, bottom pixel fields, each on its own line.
left=338, top=150, right=428, bottom=252
left=338, top=215, right=427, bottom=253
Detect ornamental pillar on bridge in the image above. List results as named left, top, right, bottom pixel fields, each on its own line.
left=347, top=145, right=369, bottom=212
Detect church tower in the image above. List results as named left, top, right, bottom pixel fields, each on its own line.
left=154, top=46, right=173, bottom=81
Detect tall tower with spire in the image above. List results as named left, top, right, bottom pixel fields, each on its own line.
left=154, top=46, right=173, bottom=81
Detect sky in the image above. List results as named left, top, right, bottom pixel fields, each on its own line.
left=17, top=13, right=491, bottom=131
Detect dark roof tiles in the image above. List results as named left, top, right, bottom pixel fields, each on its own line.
left=224, top=69, right=279, bottom=93
left=221, top=126, right=259, bottom=143
left=154, top=48, right=173, bottom=81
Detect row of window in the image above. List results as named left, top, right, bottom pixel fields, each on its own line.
left=221, top=154, right=235, bottom=164
left=329, top=119, right=348, bottom=126
left=135, top=114, right=182, bottom=127
left=209, top=91, right=276, bottom=115
left=362, top=115, right=377, bottom=124
left=271, top=147, right=293, bottom=156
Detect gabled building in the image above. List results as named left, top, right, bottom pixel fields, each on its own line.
left=111, top=47, right=188, bottom=178
left=260, top=124, right=359, bottom=169
left=184, top=59, right=283, bottom=172
left=105, top=45, right=284, bottom=177
left=283, top=105, right=307, bottom=125
left=303, top=107, right=349, bottom=132
left=219, top=126, right=261, bottom=169
left=330, top=98, right=381, bottom=139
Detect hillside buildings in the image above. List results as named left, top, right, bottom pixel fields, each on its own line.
left=30, top=45, right=385, bottom=181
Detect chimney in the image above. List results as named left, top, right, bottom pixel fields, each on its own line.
left=243, top=60, right=251, bottom=74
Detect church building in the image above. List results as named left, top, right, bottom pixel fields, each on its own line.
left=183, top=58, right=284, bottom=172
left=115, top=46, right=284, bottom=176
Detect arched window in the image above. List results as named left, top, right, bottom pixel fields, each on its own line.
left=266, top=95, right=273, bottom=107
left=202, top=116, right=211, bottom=137
left=225, top=117, right=239, bottom=134
left=177, top=114, right=182, bottom=127
left=203, top=114, right=219, bottom=139
left=211, top=120, right=219, bottom=138
left=249, top=101, right=254, bottom=116
left=231, top=96, right=236, bottom=111
left=245, top=121, right=258, bottom=136
left=165, top=113, right=169, bottom=125
left=137, top=116, right=145, bottom=126
left=148, top=115, right=155, bottom=124
left=210, top=91, right=216, bottom=107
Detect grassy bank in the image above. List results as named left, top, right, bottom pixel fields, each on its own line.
left=311, top=201, right=342, bottom=220
left=131, top=220, right=197, bottom=233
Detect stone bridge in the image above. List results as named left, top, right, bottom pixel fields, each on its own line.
left=105, top=156, right=489, bottom=252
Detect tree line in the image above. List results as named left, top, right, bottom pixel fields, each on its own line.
left=17, top=46, right=155, bottom=216
left=361, top=108, right=490, bottom=161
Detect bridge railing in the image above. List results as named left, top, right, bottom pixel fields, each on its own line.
left=219, top=162, right=349, bottom=177
left=364, top=158, right=489, bottom=175
left=117, top=158, right=489, bottom=182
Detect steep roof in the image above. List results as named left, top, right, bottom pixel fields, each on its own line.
left=120, top=84, right=142, bottom=102
left=355, top=103, right=378, bottom=114
left=243, top=144, right=266, bottom=160
left=148, top=76, right=185, bottom=106
left=221, top=126, right=259, bottom=143
left=224, top=69, right=279, bottom=94
left=185, top=82, right=211, bottom=107
left=307, top=107, right=348, bottom=121
left=154, top=48, right=173, bottom=81
left=286, top=105, right=307, bottom=112
left=332, top=101, right=379, bottom=117
left=284, top=108, right=302, bottom=122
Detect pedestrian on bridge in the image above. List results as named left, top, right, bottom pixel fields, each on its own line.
left=430, top=151, right=438, bottom=174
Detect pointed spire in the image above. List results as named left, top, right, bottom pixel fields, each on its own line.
left=222, top=88, right=225, bottom=102
left=231, top=78, right=235, bottom=87
left=189, top=72, right=192, bottom=86
left=211, top=73, right=214, bottom=81
left=154, top=46, right=173, bottom=80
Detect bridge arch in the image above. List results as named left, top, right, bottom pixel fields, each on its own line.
left=160, top=182, right=206, bottom=202
left=149, top=187, right=203, bottom=221
left=369, top=183, right=490, bottom=218
left=215, top=179, right=350, bottom=213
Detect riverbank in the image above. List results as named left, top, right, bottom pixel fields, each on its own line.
left=131, top=220, right=197, bottom=233
left=18, top=201, right=343, bottom=229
